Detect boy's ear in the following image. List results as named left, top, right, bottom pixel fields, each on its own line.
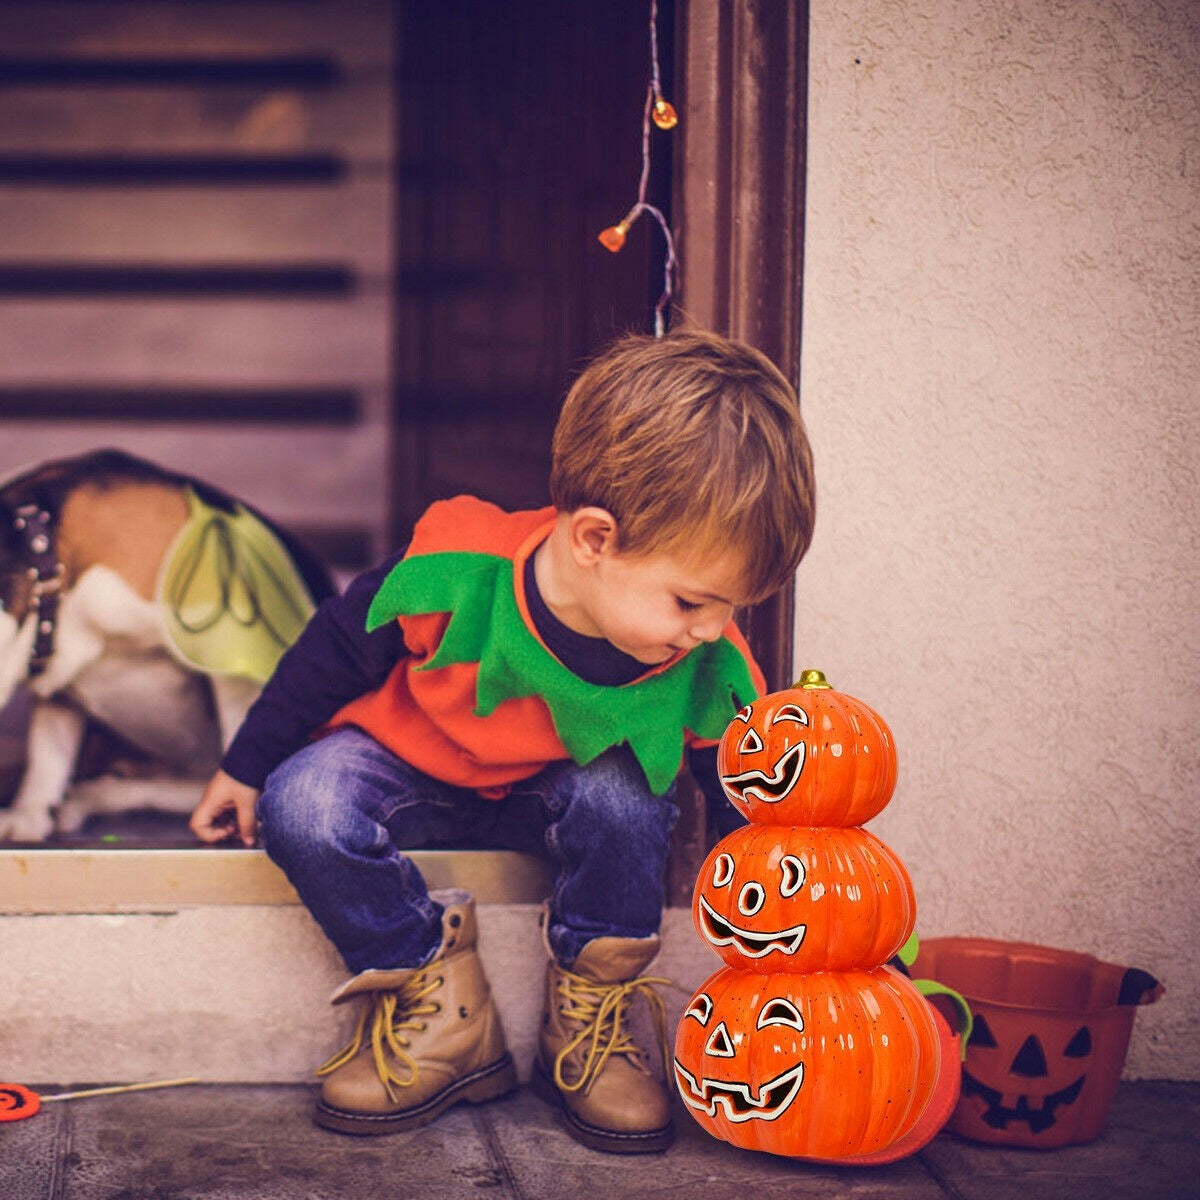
left=566, top=507, right=620, bottom=565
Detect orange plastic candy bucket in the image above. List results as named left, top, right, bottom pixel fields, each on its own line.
left=911, top=937, right=1163, bottom=1148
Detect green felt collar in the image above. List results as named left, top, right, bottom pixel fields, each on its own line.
left=367, top=550, right=757, bottom=794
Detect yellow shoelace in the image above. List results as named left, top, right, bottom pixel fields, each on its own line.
left=551, top=969, right=673, bottom=1094
left=316, top=968, right=444, bottom=1101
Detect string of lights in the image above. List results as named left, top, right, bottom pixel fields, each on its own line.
left=597, top=0, right=678, bottom=336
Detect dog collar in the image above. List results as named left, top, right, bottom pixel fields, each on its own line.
left=10, top=503, right=64, bottom=677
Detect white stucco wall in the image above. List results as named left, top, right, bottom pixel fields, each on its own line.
left=798, top=0, right=1199, bottom=1079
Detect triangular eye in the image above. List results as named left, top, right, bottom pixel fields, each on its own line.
left=1010, top=1035, right=1048, bottom=1078
left=968, top=1013, right=998, bottom=1048
left=685, top=993, right=713, bottom=1026
left=780, top=855, right=806, bottom=897
left=1064, top=1026, right=1092, bottom=1057
left=757, top=997, right=804, bottom=1032
left=738, top=727, right=764, bottom=754
left=711, top=853, right=734, bottom=887
left=771, top=704, right=810, bottom=727
left=704, top=1022, right=736, bottom=1058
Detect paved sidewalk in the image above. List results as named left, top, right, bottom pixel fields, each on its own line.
left=2, top=1079, right=1195, bottom=1199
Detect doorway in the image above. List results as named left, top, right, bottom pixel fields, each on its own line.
left=0, top=0, right=807, bottom=879
left=390, top=0, right=673, bottom=535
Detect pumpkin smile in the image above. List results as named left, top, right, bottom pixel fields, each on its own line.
left=673, top=1058, right=805, bottom=1124
left=961, top=1070, right=1086, bottom=1134
left=721, top=741, right=806, bottom=805
left=697, top=894, right=807, bottom=958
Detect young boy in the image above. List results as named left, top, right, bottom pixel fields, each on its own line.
left=190, top=328, right=816, bottom=1153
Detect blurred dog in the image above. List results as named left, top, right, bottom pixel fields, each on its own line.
left=0, top=449, right=333, bottom=841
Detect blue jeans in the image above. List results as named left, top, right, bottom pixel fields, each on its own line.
left=256, top=728, right=679, bottom=973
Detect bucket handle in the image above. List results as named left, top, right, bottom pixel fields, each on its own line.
left=1119, top=967, right=1164, bottom=1007
left=896, top=932, right=973, bottom=1060
left=911, top=979, right=973, bottom=1060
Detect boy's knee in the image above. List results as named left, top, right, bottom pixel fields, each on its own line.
left=548, top=749, right=678, bottom=838
left=259, top=747, right=319, bottom=819
left=257, top=740, right=361, bottom=855
left=256, top=763, right=317, bottom=857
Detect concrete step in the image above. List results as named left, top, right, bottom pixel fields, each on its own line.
left=0, top=848, right=717, bottom=1084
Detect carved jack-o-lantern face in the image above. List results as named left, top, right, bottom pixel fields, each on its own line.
left=913, top=938, right=1163, bottom=1149
left=694, top=824, right=916, bottom=972
left=717, top=672, right=897, bottom=827
left=673, top=989, right=807, bottom=1126
left=959, top=1016, right=1091, bottom=1137
left=673, top=965, right=941, bottom=1159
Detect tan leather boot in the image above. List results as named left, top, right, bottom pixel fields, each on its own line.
left=533, top=932, right=674, bottom=1153
left=314, top=891, right=516, bottom=1134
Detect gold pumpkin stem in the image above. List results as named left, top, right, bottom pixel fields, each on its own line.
left=795, top=668, right=832, bottom=689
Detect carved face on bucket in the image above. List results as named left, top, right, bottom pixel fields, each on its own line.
left=960, top=1014, right=1091, bottom=1136
left=673, top=990, right=806, bottom=1125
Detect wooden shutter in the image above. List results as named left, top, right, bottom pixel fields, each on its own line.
left=0, top=0, right=394, bottom=573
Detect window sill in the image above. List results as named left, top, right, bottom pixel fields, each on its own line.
left=0, top=847, right=553, bottom=913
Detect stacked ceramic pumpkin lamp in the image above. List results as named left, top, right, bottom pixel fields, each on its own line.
left=673, top=669, right=953, bottom=1162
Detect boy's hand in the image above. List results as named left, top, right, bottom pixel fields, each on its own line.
left=190, top=769, right=261, bottom=847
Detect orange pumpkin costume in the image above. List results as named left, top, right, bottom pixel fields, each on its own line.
left=327, top=496, right=765, bottom=797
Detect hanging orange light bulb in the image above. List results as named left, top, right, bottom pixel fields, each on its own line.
left=598, top=204, right=642, bottom=253
left=598, top=223, right=628, bottom=253
left=652, top=96, right=678, bottom=130
left=595, top=0, right=678, bottom=333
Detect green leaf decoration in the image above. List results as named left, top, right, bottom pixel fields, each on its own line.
left=367, top=550, right=758, bottom=794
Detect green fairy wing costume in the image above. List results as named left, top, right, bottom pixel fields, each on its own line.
left=158, top=488, right=317, bottom=684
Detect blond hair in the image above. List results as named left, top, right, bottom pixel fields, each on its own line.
left=550, top=329, right=815, bottom=600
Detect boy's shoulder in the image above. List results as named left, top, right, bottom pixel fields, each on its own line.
left=409, top=495, right=556, bottom=560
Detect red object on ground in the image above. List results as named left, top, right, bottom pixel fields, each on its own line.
left=0, top=1084, right=41, bottom=1121
left=824, top=1004, right=962, bottom=1165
